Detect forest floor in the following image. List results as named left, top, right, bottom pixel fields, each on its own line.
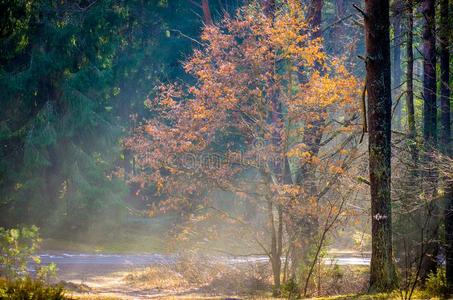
left=52, top=254, right=433, bottom=300
left=39, top=217, right=378, bottom=299
left=59, top=260, right=271, bottom=299
left=58, top=260, right=373, bottom=300
left=71, top=292, right=432, bottom=300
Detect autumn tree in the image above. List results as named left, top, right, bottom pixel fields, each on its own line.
left=126, top=0, right=360, bottom=294
left=289, top=0, right=325, bottom=283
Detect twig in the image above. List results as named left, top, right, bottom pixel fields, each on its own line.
left=359, top=78, right=368, bottom=143
left=353, top=4, right=367, bottom=19
left=170, top=29, right=203, bottom=46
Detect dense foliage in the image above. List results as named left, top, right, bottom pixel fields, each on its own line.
left=0, top=0, right=222, bottom=233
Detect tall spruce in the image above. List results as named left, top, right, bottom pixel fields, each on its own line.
left=0, top=0, right=216, bottom=233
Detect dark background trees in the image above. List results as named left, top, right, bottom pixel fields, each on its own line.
left=0, top=0, right=222, bottom=234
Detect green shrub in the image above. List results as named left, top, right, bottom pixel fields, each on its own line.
left=0, top=277, right=66, bottom=300
left=0, top=226, right=66, bottom=298
left=425, top=268, right=448, bottom=298
left=0, top=226, right=56, bottom=281
left=0, top=226, right=41, bottom=279
left=281, top=278, right=300, bottom=299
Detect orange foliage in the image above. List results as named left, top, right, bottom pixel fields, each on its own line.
left=124, top=1, right=361, bottom=229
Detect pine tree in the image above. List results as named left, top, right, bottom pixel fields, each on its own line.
left=364, top=0, right=398, bottom=291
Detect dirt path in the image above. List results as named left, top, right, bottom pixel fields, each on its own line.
left=40, top=251, right=369, bottom=299
left=64, top=269, right=205, bottom=299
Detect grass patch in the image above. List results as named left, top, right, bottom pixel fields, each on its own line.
left=72, top=296, right=121, bottom=300
left=71, top=292, right=441, bottom=300
left=310, top=290, right=442, bottom=300
left=0, top=277, right=66, bottom=300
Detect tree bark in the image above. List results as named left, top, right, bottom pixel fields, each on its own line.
left=201, top=0, right=213, bottom=26
left=263, top=0, right=276, bottom=17
left=405, top=0, right=418, bottom=167
left=439, top=0, right=452, bottom=291
left=333, top=0, right=346, bottom=55
left=364, top=0, right=397, bottom=292
left=307, top=0, right=323, bottom=38
left=439, top=0, right=451, bottom=155
left=267, top=197, right=283, bottom=296
left=422, top=0, right=437, bottom=147
left=391, top=0, right=403, bottom=130
left=420, top=0, right=438, bottom=281
left=335, top=0, right=345, bottom=22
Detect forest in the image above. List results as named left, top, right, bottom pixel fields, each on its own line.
left=0, top=0, right=451, bottom=299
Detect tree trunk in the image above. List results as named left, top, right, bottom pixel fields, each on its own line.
left=201, top=0, right=213, bottom=26
left=391, top=0, right=403, bottom=130
left=307, top=0, right=323, bottom=38
left=263, top=2, right=283, bottom=294
left=420, top=0, right=438, bottom=281
left=439, top=0, right=451, bottom=156
left=422, top=0, right=437, bottom=147
left=333, top=0, right=346, bottom=55
left=267, top=197, right=282, bottom=296
left=263, top=0, right=276, bottom=17
left=405, top=0, right=418, bottom=167
left=291, top=0, right=324, bottom=287
left=364, top=0, right=397, bottom=292
left=296, top=0, right=324, bottom=186
left=294, top=0, right=324, bottom=184
left=271, top=256, right=281, bottom=295
left=439, top=0, right=452, bottom=291
left=335, top=0, right=345, bottom=23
